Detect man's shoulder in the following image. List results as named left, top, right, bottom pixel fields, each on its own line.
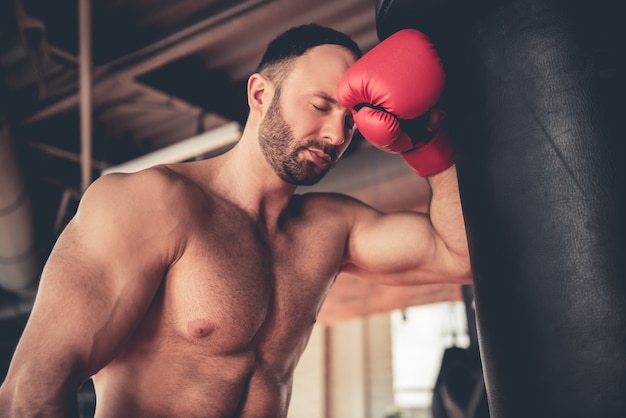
left=93, top=164, right=197, bottom=199
left=98, top=163, right=184, bottom=188
left=78, top=164, right=204, bottom=222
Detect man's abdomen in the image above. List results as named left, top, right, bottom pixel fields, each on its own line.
left=92, top=345, right=292, bottom=418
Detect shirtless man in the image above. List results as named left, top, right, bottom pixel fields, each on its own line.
left=0, top=24, right=471, bottom=417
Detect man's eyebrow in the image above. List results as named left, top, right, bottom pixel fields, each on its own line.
left=312, top=91, right=338, bottom=105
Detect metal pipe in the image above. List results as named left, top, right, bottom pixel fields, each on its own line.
left=100, top=122, right=241, bottom=175
left=28, top=141, right=109, bottom=171
left=78, top=0, right=92, bottom=192
left=0, top=116, right=39, bottom=295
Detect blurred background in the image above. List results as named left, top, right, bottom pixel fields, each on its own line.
left=0, top=1, right=482, bottom=416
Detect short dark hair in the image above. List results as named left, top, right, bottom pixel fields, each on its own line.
left=255, top=23, right=362, bottom=86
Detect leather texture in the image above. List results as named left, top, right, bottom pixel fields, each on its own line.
left=377, top=1, right=626, bottom=417
left=338, top=29, right=453, bottom=176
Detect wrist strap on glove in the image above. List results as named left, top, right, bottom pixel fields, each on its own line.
left=401, top=129, right=455, bottom=177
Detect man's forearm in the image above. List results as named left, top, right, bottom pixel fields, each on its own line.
left=0, top=390, right=79, bottom=418
left=0, top=371, right=80, bottom=418
left=427, top=165, right=471, bottom=272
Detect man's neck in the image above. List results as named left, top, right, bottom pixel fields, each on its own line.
left=210, top=135, right=297, bottom=232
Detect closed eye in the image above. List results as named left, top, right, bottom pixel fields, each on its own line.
left=312, top=104, right=329, bottom=112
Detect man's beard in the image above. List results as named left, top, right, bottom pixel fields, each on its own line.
left=258, top=92, right=338, bottom=186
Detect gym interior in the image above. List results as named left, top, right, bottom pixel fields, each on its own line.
left=1, top=1, right=624, bottom=417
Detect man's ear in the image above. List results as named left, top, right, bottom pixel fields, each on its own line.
left=247, top=73, right=274, bottom=114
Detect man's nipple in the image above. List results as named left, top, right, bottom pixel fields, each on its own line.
left=187, top=318, right=214, bottom=338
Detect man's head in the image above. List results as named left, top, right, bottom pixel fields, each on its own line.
left=255, top=23, right=362, bottom=90
left=251, top=24, right=362, bottom=186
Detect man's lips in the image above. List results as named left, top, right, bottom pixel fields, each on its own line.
left=307, top=149, right=331, bottom=167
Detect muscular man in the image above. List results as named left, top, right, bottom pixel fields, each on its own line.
left=0, top=24, right=471, bottom=417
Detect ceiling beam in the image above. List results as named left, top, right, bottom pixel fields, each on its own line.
left=22, top=0, right=271, bottom=124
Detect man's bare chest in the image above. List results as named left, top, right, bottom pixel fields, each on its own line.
left=152, top=216, right=347, bottom=357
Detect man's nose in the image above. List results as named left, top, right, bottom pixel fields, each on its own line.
left=322, top=117, right=347, bottom=146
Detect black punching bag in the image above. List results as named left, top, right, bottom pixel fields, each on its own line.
left=376, top=1, right=626, bottom=417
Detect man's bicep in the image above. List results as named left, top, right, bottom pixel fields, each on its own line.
left=344, top=208, right=439, bottom=282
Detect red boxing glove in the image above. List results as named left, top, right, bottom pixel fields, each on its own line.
left=338, top=29, right=455, bottom=177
